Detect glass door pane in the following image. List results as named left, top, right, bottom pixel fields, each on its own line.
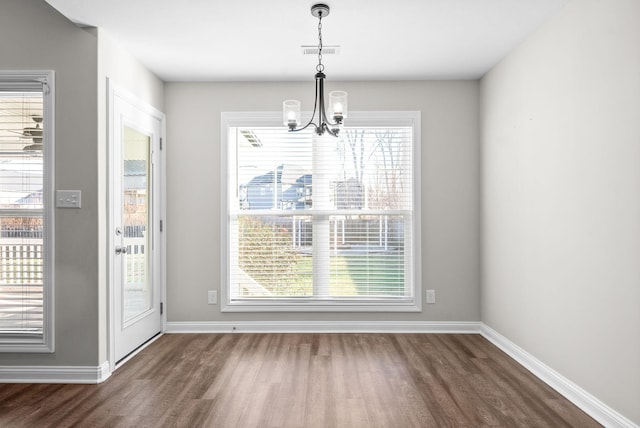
left=122, top=126, right=150, bottom=322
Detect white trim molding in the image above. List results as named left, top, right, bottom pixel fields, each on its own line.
left=0, top=70, right=55, bottom=353
left=166, top=321, right=481, bottom=334
left=221, top=111, right=422, bottom=313
left=480, top=324, right=638, bottom=428
left=0, top=362, right=111, bottom=384
left=106, top=79, right=167, bottom=372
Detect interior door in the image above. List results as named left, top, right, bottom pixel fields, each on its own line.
left=110, top=87, right=163, bottom=364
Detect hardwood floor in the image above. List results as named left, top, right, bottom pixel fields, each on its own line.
left=0, top=333, right=600, bottom=427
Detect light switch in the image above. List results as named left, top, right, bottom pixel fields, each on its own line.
left=56, top=190, right=82, bottom=208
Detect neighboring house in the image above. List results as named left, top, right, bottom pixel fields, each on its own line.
left=123, top=159, right=147, bottom=238
left=244, top=165, right=311, bottom=210
left=244, top=166, right=365, bottom=211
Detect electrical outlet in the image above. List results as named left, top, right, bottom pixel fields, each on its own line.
left=426, top=289, right=436, bottom=304
left=208, top=290, right=217, bottom=304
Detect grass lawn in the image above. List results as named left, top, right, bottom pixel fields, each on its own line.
left=288, top=253, right=404, bottom=297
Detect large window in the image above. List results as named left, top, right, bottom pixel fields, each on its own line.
left=222, top=112, right=420, bottom=311
left=0, top=71, right=54, bottom=351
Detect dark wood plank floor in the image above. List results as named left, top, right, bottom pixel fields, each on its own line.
left=0, top=333, right=600, bottom=427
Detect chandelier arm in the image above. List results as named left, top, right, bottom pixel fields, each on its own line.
left=318, top=73, right=343, bottom=132
left=290, top=121, right=318, bottom=133
left=289, top=73, right=321, bottom=133
left=307, top=73, right=322, bottom=129
left=292, top=73, right=340, bottom=135
left=317, top=74, right=340, bottom=128
left=318, top=73, right=327, bottom=131
left=319, top=122, right=339, bottom=137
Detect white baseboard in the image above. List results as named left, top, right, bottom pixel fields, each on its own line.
left=0, top=361, right=111, bottom=384
left=480, top=324, right=638, bottom=428
left=165, top=320, right=482, bottom=334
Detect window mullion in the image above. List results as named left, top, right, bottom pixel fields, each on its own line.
left=311, top=134, right=333, bottom=298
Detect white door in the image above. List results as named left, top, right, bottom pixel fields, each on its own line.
left=109, top=85, right=164, bottom=364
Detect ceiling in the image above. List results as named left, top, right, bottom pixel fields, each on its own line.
left=44, top=0, right=568, bottom=82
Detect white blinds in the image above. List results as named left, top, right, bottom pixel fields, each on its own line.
left=228, top=122, right=415, bottom=303
left=0, top=90, right=44, bottom=336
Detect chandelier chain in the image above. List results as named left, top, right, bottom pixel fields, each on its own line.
left=316, top=13, right=324, bottom=73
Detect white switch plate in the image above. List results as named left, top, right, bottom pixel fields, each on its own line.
left=56, top=190, right=82, bottom=208
left=208, top=290, right=217, bottom=305
left=426, top=289, right=436, bottom=304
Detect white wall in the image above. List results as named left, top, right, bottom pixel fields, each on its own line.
left=481, top=0, right=640, bottom=424
left=96, top=29, right=165, bottom=112
left=165, top=81, right=480, bottom=323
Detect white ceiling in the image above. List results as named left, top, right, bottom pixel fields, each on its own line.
left=44, top=0, right=568, bottom=82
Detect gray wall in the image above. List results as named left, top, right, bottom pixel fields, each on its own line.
left=0, top=0, right=165, bottom=368
left=0, top=0, right=99, bottom=365
left=480, top=0, right=640, bottom=424
left=165, top=81, right=480, bottom=323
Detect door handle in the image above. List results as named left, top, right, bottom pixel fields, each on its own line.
left=115, top=245, right=128, bottom=255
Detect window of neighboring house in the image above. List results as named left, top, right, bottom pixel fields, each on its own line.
left=222, top=111, right=421, bottom=311
left=0, top=71, right=54, bottom=352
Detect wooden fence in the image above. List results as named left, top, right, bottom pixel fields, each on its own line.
left=0, top=243, right=43, bottom=332
left=0, top=240, right=148, bottom=332
left=0, top=243, right=43, bottom=285
left=124, top=238, right=147, bottom=286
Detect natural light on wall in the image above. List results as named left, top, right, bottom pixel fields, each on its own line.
left=223, top=112, right=421, bottom=311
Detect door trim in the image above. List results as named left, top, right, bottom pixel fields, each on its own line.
left=107, top=80, right=166, bottom=372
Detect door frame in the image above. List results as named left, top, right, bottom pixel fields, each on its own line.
left=107, top=80, right=166, bottom=372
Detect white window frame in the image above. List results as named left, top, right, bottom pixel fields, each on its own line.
left=221, top=111, right=421, bottom=312
left=0, top=70, right=55, bottom=352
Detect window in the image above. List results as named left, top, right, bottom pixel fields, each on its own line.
left=222, top=112, right=420, bottom=311
left=0, top=71, right=54, bottom=352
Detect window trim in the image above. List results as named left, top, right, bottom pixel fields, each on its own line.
left=221, top=111, right=421, bottom=312
left=0, top=70, right=55, bottom=352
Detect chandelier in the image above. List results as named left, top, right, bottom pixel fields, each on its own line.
left=283, top=4, right=347, bottom=137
